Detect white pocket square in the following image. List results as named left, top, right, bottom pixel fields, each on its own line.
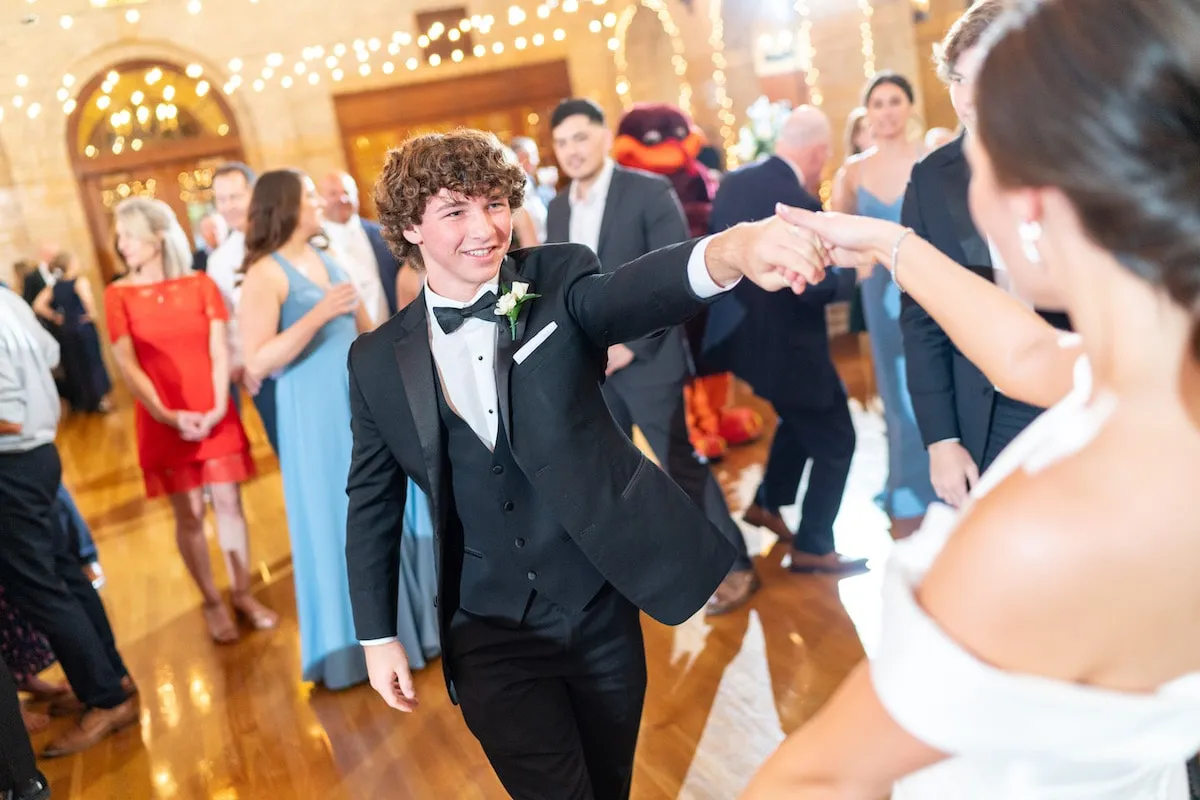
left=514, top=321, right=558, bottom=364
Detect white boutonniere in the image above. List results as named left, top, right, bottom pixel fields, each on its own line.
left=494, top=281, right=541, bottom=339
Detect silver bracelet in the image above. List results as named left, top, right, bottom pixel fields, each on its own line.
left=891, top=227, right=915, bottom=294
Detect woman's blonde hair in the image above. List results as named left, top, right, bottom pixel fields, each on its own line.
left=113, top=197, right=194, bottom=280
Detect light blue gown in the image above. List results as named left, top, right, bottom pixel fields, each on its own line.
left=855, top=188, right=937, bottom=520
left=272, top=248, right=440, bottom=690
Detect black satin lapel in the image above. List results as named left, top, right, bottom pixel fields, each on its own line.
left=942, top=154, right=992, bottom=270
left=392, top=301, right=443, bottom=517
left=494, top=259, right=532, bottom=438
left=595, top=170, right=626, bottom=265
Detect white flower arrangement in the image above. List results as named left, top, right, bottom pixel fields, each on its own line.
left=734, top=96, right=794, bottom=164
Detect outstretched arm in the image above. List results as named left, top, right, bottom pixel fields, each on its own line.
left=780, top=207, right=1080, bottom=409
left=568, top=217, right=824, bottom=350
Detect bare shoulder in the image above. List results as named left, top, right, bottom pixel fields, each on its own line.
left=917, top=418, right=1200, bottom=685
left=241, top=256, right=287, bottom=294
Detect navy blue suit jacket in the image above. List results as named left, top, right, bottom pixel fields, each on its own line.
left=362, top=218, right=404, bottom=316
left=702, top=156, right=855, bottom=410
left=900, top=136, right=1071, bottom=464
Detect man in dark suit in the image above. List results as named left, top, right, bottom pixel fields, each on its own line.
left=705, top=106, right=866, bottom=574
left=546, top=98, right=759, bottom=613
left=318, top=171, right=414, bottom=319
left=900, top=0, right=1071, bottom=507
left=346, top=129, right=820, bottom=799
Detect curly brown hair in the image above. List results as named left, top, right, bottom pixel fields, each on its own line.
left=374, top=129, right=527, bottom=269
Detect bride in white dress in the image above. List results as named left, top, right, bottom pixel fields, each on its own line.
left=741, top=0, right=1200, bottom=797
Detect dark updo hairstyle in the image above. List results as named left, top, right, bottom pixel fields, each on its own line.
left=976, top=0, right=1200, bottom=359
left=863, top=71, right=915, bottom=106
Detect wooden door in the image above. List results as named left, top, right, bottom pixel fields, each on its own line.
left=333, top=61, right=572, bottom=219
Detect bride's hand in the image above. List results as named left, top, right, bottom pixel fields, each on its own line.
left=774, top=205, right=907, bottom=273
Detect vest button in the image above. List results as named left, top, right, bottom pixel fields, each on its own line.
left=503, top=501, right=514, bottom=511
left=492, top=465, right=504, bottom=475
left=527, top=571, right=536, bottom=581
left=515, top=538, right=525, bottom=548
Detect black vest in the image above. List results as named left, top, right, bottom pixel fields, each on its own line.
left=435, top=379, right=606, bottom=624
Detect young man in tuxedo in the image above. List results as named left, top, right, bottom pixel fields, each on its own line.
left=900, top=0, right=1071, bottom=507
left=706, top=106, right=866, bottom=574
left=546, top=97, right=760, bottom=613
left=345, top=129, right=822, bottom=799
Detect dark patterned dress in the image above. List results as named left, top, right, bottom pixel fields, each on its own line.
left=0, top=584, right=54, bottom=685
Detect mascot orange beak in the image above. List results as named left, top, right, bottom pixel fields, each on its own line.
left=612, top=130, right=705, bottom=173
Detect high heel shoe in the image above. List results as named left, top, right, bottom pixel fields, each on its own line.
left=202, top=602, right=240, bottom=644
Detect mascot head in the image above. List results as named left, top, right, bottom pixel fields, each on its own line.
left=613, top=102, right=707, bottom=175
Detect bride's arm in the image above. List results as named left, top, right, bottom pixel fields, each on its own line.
left=779, top=206, right=1082, bottom=409
left=740, top=663, right=945, bottom=799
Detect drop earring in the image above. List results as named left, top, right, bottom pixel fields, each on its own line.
left=1017, top=220, right=1043, bottom=265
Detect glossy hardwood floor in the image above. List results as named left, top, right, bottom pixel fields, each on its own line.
left=30, top=335, right=898, bottom=799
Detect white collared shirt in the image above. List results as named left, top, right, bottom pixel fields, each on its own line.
left=424, top=276, right=504, bottom=450
left=37, top=263, right=57, bottom=289
left=987, top=238, right=1031, bottom=309
left=360, top=238, right=732, bottom=646
left=325, top=215, right=389, bottom=325
left=206, top=229, right=245, bottom=313
left=567, top=157, right=616, bottom=255
left=205, top=230, right=246, bottom=368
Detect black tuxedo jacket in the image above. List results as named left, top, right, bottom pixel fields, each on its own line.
left=900, top=135, right=1071, bottom=465
left=345, top=242, right=737, bottom=681
left=546, top=165, right=691, bottom=386
left=361, top=218, right=404, bottom=316
left=21, top=270, right=47, bottom=306
left=703, top=156, right=856, bottom=409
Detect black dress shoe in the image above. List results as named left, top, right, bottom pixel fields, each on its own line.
left=8, top=772, right=51, bottom=800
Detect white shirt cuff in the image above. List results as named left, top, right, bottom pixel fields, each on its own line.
left=360, top=637, right=399, bottom=646
left=686, top=236, right=740, bottom=299
left=931, top=438, right=961, bottom=445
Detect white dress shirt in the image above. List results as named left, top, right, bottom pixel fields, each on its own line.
left=360, top=238, right=734, bottom=645
left=567, top=158, right=616, bottom=256
left=986, top=238, right=1031, bottom=307
left=523, top=176, right=548, bottom=244
left=0, top=287, right=61, bottom=453
left=37, top=263, right=57, bottom=289
left=205, top=230, right=246, bottom=369
left=325, top=215, right=389, bottom=325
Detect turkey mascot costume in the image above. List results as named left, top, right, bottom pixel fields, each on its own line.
left=612, top=102, right=762, bottom=460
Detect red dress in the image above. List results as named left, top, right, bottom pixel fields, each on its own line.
left=105, top=273, right=255, bottom=497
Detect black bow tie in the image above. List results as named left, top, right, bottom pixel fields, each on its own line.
left=433, top=291, right=501, bottom=334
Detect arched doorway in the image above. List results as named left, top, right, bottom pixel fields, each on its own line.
left=68, top=60, right=245, bottom=280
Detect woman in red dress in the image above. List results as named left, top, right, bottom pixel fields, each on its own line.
left=105, top=197, right=277, bottom=642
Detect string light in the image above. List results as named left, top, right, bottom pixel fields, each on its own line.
left=613, top=0, right=692, bottom=114
left=795, top=0, right=821, bottom=106
left=14, top=1, right=646, bottom=121
left=708, top=0, right=738, bottom=167
left=857, top=0, right=876, bottom=78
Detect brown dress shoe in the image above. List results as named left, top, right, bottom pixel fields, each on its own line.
left=41, top=695, right=140, bottom=758
left=788, top=550, right=869, bottom=574
left=48, top=675, right=139, bottom=718
left=742, top=504, right=794, bottom=543
left=705, top=568, right=761, bottom=616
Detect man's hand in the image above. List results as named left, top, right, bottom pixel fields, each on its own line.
left=605, top=344, right=636, bottom=376
left=703, top=209, right=830, bottom=294
left=364, top=641, right=419, bottom=712
left=0, top=420, right=21, bottom=435
left=928, top=440, right=980, bottom=509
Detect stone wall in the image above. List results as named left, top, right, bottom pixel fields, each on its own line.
left=0, top=0, right=927, bottom=285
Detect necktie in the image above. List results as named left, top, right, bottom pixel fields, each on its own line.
left=433, top=291, right=501, bottom=334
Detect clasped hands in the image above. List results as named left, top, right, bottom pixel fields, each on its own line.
left=170, top=406, right=226, bottom=441
left=712, top=204, right=902, bottom=294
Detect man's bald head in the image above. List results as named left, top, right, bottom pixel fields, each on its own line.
left=319, top=171, right=360, bottom=224
left=774, top=105, right=833, bottom=193
left=36, top=241, right=60, bottom=266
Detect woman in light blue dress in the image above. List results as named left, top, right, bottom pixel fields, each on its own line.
left=237, top=169, right=439, bottom=689
left=833, top=73, right=937, bottom=536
